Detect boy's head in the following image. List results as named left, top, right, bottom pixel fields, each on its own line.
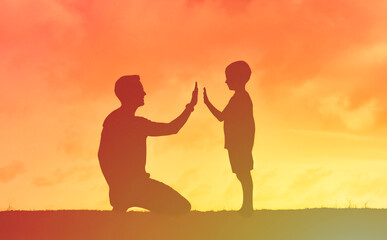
left=225, top=61, right=251, bottom=90
left=115, top=75, right=146, bottom=107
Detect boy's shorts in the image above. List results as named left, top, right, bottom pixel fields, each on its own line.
left=227, top=148, right=254, bottom=174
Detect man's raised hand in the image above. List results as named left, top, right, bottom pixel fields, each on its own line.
left=189, top=82, right=198, bottom=107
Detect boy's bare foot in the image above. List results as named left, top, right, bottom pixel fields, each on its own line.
left=238, top=206, right=254, bottom=217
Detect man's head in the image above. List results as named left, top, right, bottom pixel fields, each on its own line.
left=225, top=61, right=251, bottom=90
left=115, top=75, right=146, bottom=107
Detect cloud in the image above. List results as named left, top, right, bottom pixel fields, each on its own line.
left=288, top=129, right=383, bottom=142
left=1, top=0, right=386, bottom=127
left=186, top=0, right=253, bottom=13
left=319, top=95, right=380, bottom=130
left=0, top=161, right=25, bottom=182
left=33, top=169, right=73, bottom=187
left=33, top=165, right=98, bottom=187
left=2, top=0, right=386, bottom=96
left=289, top=168, right=332, bottom=194
left=341, top=173, right=387, bottom=198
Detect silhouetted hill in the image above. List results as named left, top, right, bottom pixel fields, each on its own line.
left=1, top=209, right=386, bottom=240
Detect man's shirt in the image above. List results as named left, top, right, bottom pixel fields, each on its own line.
left=98, top=110, right=155, bottom=187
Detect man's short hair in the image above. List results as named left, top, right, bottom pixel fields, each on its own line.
left=226, top=61, right=251, bottom=84
left=114, top=75, right=141, bottom=101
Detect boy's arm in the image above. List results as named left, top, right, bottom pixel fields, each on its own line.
left=203, top=87, right=224, bottom=122
left=148, top=82, right=198, bottom=136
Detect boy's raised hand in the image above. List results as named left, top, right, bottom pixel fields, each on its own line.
left=189, top=82, right=198, bottom=107
left=203, top=87, right=223, bottom=121
left=203, top=87, right=210, bottom=106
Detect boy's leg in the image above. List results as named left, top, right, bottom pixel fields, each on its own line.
left=135, top=178, right=191, bottom=215
left=236, top=171, right=253, bottom=212
left=228, top=149, right=254, bottom=214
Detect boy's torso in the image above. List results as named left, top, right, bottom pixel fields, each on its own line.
left=223, top=91, right=255, bottom=150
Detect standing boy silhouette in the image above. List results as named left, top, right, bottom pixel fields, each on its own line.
left=203, top=61, right=255, bottom=215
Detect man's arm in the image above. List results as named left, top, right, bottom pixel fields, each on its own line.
left=148, top=82, right=198, bottom=136
left=203, top=87, right=224, bottom=122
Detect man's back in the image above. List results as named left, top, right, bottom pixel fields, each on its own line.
left=98, top=109, right=151, bottom=187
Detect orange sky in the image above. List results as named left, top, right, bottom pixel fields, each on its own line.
left=1, top=0, right=387, bottom=211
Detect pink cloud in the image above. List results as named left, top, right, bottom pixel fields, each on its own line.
left=0, top=161, right=25, bottom=182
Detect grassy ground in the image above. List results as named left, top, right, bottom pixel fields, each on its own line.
left=1, top=209, right=386, bottom=240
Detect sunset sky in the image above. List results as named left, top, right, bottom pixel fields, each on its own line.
left=1, top=0, right=387, bottom=211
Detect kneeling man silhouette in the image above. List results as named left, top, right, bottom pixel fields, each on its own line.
left=98, top=75, right=197, bottom=214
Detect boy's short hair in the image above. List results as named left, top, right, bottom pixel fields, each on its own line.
left=114, top=75, right=141, bottom=101
left=226, top=61, right=251, bottom=84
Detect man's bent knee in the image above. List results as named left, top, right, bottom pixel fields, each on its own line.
left=173, top=197, right=191, bottom=215
left=182, top=198, right=192, bottom=213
